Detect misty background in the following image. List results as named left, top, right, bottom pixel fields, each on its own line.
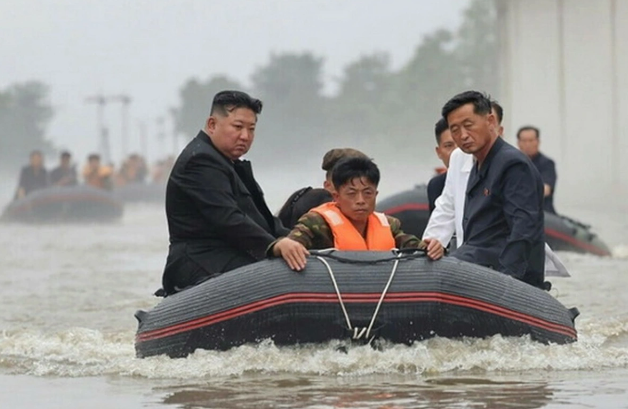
left=0, top=0, right=500, bottom=205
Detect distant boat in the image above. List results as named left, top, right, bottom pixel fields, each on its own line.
left=377, top=185, right=612, bottom=257
left=1, top=185, right=124, bottom=223
left=113, top=182, right=166, bottom=204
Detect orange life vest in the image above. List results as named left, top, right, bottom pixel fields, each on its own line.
left=311, top=202, right=395, bottom=251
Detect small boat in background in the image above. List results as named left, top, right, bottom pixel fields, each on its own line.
left=1, top=185, right=124, bottom=223
left=377, top=185, right=612, bottom=257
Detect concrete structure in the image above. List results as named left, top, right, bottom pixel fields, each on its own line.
left=497, top=0, right=628, bottom=205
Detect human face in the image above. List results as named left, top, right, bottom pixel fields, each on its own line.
left=61, top=156, right=71, bottom=168
left=206, top=107, right=257, bottom=160
left=332, top=177, right=378, bottom=224
left=435, top=129, right=456, bottom=168
left=517, top=129, right=540, bottom=157
left=30, top=153, right=43, bottom=168
left=447, top=103, right=497, bottom=157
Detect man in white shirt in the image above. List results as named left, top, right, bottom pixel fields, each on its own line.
left=423, top=101, right=568, bottom=277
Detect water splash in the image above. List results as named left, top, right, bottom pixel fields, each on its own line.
left=1, top=316, right=627, bottom=379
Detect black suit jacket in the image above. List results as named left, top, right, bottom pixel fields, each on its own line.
left=162, top=131, right=288, bottom=294
left=530, top=152, right=557, bottom=214
left=427, top=172, right=447, bottom=213
left=452, top=137, right=545, bottom=288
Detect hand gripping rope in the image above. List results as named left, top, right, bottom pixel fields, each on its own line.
left=315, top=250, right=403, bottom=342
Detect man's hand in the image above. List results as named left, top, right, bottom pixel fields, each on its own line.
left=543, top=184, right=552, bottom=197
left=423, top=238, right=444, bottom=260
left=272, top=238, right=309, bottom=271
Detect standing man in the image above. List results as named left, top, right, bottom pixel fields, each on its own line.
left=161, top=90, right=293, bottom=295
left=50, top=151, right=78, bottom=186
left=442, top=91, right=545, bottom=288
left=517, top=126, right=558, bottom=214
left=14, top=150, right=48, bottom=200
left=427, top=118, right=457, bottom=213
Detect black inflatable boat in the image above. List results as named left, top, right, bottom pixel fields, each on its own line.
left=377, top=185, right=612, bottom=257
left=135, top=251, right=578, bottom=358
left=1, top=185, right=124, bottom=223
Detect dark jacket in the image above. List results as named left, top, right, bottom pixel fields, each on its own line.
left=277, top=187, right=333, bottom=228
left=427, top=172, right=447, bottom=213
left=530, top=152, right=557, bottom=214
left=50, top=166, right=78, bottom=186
left=162, top=131, right=288, bottom=294
left=15, top=166, right=48, bottom=199
left=452, top=137, right=545, bottom=288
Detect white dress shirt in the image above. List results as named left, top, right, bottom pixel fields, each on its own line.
left=422, top=148, right=569, bottom=277
left=423, top=148, right=472, bottom=246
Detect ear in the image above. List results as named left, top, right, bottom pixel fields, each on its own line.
left=331, top=190, right=340, bottom=202
left=498, top=125, right=504, bottom=137
left=323, top=179, right=332, bottom=192
left=205, top=116, right=216, bottom=133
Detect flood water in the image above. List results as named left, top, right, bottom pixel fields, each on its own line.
left=0, top=178, right=627, bottom=408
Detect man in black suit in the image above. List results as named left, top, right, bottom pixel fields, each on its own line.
left=15, top=150, right=48, bottom=200
left=442, top=91, right=545, bottom=289
left=161, top=90, right=297, bottom=295
left=517, top=126, right=558, bottom=214
left=426, top=118, right=456, bottom=213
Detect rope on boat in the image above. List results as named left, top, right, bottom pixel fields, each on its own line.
left=315, top=251, right=403, bottom=341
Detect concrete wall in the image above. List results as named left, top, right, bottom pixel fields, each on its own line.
left=498, top=0, right=628, bottom=206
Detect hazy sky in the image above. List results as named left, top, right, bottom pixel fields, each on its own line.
left=1, top=0, right=468, bottom=164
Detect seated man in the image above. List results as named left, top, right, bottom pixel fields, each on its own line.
left=15, top=150, right=49, bottom=199
left=82, top=154, right=113, bottom=190
left=272, top=156, right=440, bottom=271
left=277, top=148, right=368, bottom=228
left=441, top=91, right=545, bottom=288
left=517, top=126, right=558, bottom=214
left=427, top=118, right=456, bottom=213
left=161, top=90, right=291, bottom=295
left=50, top=151, right=78, bottom=186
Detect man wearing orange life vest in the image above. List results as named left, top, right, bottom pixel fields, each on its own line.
left=271, top=156, right=439, bottom=271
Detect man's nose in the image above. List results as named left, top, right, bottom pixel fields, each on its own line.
left=356, top=192, right=366, bottom=204
left=239, top=129, right=252, bottom=141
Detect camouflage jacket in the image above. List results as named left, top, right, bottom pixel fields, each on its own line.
left=285, top=211, right=426, bottom=250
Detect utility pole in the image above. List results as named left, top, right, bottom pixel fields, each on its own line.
left=85, top=94, right=111, bottom=163
left=168, top=107, right=179, bottom=156
left=110, top=94, right=132, bottom=161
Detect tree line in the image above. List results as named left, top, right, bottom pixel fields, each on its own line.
left=173, top=0, right=498, bottom=168
left=0, top=0, right=497, bottom=172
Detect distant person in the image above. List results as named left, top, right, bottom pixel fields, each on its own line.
left=271, top=157, right=435, bottom=271
left=427, top=118, right=457, bottom=213
left=115, top=154, right=148, bottom=186
left=441, top=91, right=545, bottom=289
left=161, top=90, right=290, bottom=296
left=277, top=148, right=369, bottom=228
left=517, top=126, right=557, bottom=214
left=14, top=150, right=49, bottom=200
left=50, top=151, right=78, bottom=186
left=82, top=154, right=113, bottom=190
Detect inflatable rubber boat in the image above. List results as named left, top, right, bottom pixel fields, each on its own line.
left=135, top=251, right=579, bottom=358
left=1, top=185, right=124, bottom=223
left=377, top=185, right=612, bottom=257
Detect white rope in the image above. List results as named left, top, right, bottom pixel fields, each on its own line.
left=315, top=251, right=403, bottom=341
left=315, top=255, right=353, bottom=330
left=364, top=252, right=402, bottom=339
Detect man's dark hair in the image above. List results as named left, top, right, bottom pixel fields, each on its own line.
left=434, top=118, right=449, bottom=144
left=321, top=148, right=368, bottom=178
left=331, top=156, right=380, bottom=190
left=516, top=126, right=540, bottom=140
left=441, top=90, right=492, bottom=122
left=88, top=153, right=100, bottom=161
left=491, top=100, right=504, bottom=124
left=210, top=90, right=263, bottom=116
left=60, top=151, right=71, bottom=159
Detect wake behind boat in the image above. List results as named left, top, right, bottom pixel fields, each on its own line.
left=1, top=185, right=124, bottom=223
left=135, top=251, right=579, bottom=358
